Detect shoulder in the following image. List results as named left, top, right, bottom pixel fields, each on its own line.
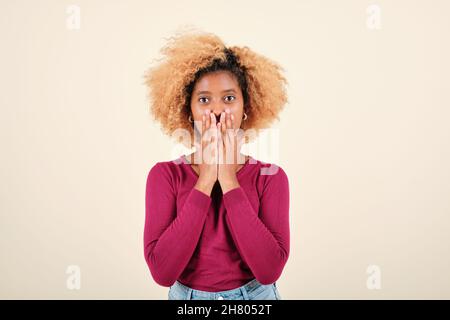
left=148, top=155, right=186, bottom=174
left=249, top=157, right=288, bottom=179
left=146, top=156, right=184, bottom=187
left=249, top=158, right=289, bottom=192
left=260, top=160, right=288, bottom=178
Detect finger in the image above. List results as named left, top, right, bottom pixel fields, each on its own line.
left=236, top=126, right=244, bottom=144
left=226, top=109, right=232, bottom=133
left=226, top=113, right=233, bottom=140
left=222, top=114, right=229, bottom=166
left=222, top=114, right=230, bottom=163
left=202, top=114, right=210, bottom=145
left=225, top=112, right=233, bottom=141
left=222, top=124, right=233, bottom=165
left=224, top=124, right=233, bottom=150
left=201, top=114, right=206, bottom=136
left=232, top=128, right=238, bottom=162
left=213, top=116, right=219, bottom=147
left=216, top=122, right=224, bottom=164
left=206, top=112, right=215, bottom=145
left=220, top=111, right=226, bottom=135
left=231, top=113, right=238, bottom=139
left=210, top=112, right=216, bottom=127
left=205, top=109, right=210, bottom=129
left=203, top=110, right=210, bottom=156
left=199, top=116, right=206, bottom=159
left=226, top=124, right=236, bottom=164
left=205, top=127, right=216, bottom=164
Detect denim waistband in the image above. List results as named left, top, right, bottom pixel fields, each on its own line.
left=172, top=278, right=262, bottom=298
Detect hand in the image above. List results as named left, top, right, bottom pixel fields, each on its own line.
left=194, top=110, right=219, bottom=196
left=217, top=109, right=244, bottom=194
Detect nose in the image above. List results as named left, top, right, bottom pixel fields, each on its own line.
left=212, top=108, right=224, bottom=122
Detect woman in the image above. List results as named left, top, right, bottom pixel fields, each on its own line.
left=143, top=30, right=290, bottom=300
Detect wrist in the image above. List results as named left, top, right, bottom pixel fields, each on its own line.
left=194, top=179, right=215, bottom=196
left=220, top=178, right=240, bottom=194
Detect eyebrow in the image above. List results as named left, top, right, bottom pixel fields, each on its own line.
left=196, top=89, right=237, bottom=95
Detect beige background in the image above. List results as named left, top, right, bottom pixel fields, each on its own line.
left=1, top=0, right=449, bottom=299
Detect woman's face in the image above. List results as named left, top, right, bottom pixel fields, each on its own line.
left=190, top=70, right=245, bottom=132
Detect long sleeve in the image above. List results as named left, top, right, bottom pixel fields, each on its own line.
left=143, top=163, right=212, bottom=287
left=222, top=167, right=290, bottom=285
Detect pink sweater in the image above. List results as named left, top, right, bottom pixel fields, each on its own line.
left=143, top=154, right=290, bottom=292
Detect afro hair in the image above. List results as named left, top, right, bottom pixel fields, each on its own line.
left=143, top=30, right=288, bottom=149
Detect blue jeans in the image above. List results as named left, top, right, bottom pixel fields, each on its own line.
left=168, top=278, right=282, bottom=300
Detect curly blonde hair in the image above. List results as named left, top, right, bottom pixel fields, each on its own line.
left=143, top=30, right=288, bottom=148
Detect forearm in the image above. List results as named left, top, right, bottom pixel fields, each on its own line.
left=223, top=187, right=289, bottom=284
left=144, top=188, right=211, bottom=286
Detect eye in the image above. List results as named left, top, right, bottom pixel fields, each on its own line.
left=224, top=95, right=236, bottom=102
left=198, top=97, right=209, bottom=103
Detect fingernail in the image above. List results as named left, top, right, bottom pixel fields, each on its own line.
left=225, top=108, right=231, bottom=113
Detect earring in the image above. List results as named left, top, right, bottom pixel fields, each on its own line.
left=242, top=112, right=248, bottom=121
left=188, top=114, right=193, bottom=123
